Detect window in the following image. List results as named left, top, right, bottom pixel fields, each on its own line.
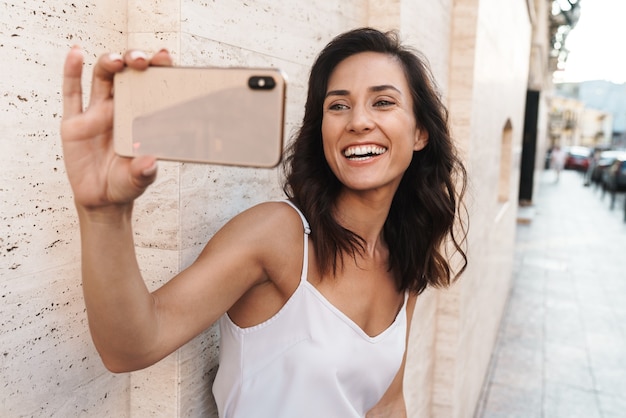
left=498, top=120, right=513, bottom=202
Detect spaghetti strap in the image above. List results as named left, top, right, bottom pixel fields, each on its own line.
left=281, top=200, right=311, bottom=235
left=281, top=200, right=310, bottom=283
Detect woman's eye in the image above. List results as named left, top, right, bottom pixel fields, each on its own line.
left=374, top=99, right=395, bottom=107
left=328, top=103, right=349, bottom=111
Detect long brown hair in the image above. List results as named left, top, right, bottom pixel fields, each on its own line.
left=282, top=27, right=468, bottom=294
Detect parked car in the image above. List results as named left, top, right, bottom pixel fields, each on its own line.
left=604, top=155, right=626, bottom=193
left=591, top=150, right=626, bottom=188
left=564, top=146, right=591, bottom=171
left=591, top=150, right=626, bottom=185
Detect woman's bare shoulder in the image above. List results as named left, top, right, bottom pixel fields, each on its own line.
left=233, top=200, right=306, bottom=233
left=204, top=200, right=307, bottom=259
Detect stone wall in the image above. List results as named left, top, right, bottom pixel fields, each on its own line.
left=0, top=0, right=536, bottom=416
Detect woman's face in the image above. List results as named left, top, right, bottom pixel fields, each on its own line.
left=321, top=52, right=428, bottom=196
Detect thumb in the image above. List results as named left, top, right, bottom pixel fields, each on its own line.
left=130, top=156, right=158, bottom=189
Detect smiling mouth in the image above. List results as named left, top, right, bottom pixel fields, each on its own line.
left=343, top=145, right=388, bottom=161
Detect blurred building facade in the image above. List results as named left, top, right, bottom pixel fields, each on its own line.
left=548, top=94, right=613, bottom=148
left=1, top=1, right=554, bottom=417
left=552, top=80, right=626, bottom=149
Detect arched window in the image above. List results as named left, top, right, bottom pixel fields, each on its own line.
left=498, top=120, right=513, bottom=202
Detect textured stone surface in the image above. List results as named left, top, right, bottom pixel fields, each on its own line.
left=1, top=0, right=533, bottom=416
left=1, top=1, right=127, bottom=416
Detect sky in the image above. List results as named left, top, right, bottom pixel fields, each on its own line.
left=555, top=0, right=626, bottom=84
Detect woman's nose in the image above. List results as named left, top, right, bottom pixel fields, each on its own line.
left=346, top=105, right=374, bottom=133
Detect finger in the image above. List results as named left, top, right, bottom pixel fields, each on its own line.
left=130, top=156, right=158, bottom=189
left=123, top=50, right=150, bottom=70
left=150, top=49, right=174, bottom=67
left=89, top=52, right=125, bottom=105
left=62, top=46, right=85, bottom=120
left=61, top=99, right=114, bottom=143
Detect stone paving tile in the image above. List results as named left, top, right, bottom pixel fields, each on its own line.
left=592, top=366, right=626, bottom=398
left=598, top=393, right=626, bottom=418
left=477, top=383, right=542, bottom=418
left=544, top=342, right=594, bottom=391
left=490, top=344, right=543, bottom=390
left=543, top=381, right=602, bottom=418
left=476, top=171, right=626, bottom=418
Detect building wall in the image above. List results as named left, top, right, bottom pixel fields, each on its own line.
left=529, top=0, right=554, bottom=203
left=436, top=0, right=533, bottom=417
left=580, top=108, right=612, bottom=147
left=549, top=95, right=586, bottom=148
left=1, top=1, right=132, bottom=416
left=555, top=80, right=626, bottom=148
left=1, top=0, right=534, bottom=416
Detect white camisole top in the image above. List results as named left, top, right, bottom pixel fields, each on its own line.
left=212, top=201, right=408, bottom=418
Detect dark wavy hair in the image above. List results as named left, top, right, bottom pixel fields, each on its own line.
left=282, top=27, right=468, bottom=294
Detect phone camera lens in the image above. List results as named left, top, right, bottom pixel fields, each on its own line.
left=248, top=76, right=276, bottom=90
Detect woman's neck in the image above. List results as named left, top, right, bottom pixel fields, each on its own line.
left=333, top=190, right=394, bottom=255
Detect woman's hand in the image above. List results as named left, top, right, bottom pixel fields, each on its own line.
left=60, top=47, right=173, bottom=211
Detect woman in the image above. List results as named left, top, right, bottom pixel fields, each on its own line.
left=61, top=27, right=467, bottom=417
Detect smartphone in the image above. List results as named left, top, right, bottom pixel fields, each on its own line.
left=113, top=66, right=287, bottom=168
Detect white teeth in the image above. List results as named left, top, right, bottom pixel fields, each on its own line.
left=343, top=145, right=387, bottom=158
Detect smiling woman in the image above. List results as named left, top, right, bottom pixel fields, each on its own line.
left=284, top=30, right=468, bottom=294
left=60, top=27, right=468, bottom=418
left=320, top=52, right=427, bottom=197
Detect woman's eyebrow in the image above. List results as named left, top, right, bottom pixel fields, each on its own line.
left=325, top=85, right=401, bottom=98
left=369, top=84, right=401, bottom=93
left=325, top=89, right=349, bottom=98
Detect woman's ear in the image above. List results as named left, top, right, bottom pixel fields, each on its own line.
left=413, top=129, right=429, bottom=151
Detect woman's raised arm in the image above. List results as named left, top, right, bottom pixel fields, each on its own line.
left=60, top=48, right=271, bottom=372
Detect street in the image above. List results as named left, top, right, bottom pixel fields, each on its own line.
left=475, top=169, right=626, bottom=418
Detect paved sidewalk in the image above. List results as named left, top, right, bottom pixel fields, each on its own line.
left=475, top=169, right=626, bottom=418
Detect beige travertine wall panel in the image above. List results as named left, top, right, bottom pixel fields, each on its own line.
left=1, top=0, right=131, bottom=416
left=1, top=0, right=537, bottom=416
left=399, top=0, right=453, bottom=93
left=182, top=0, right=366, bottom=65
left=127, top=0, right=180, bottom=33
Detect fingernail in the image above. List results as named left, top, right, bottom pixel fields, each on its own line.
left=142, top=162, right=158, bottom=177
left=108, top=52, right=123, bottom=62
left=71, top=45, right=83, bottom=54
left=129, top=50, right=148, bottom=61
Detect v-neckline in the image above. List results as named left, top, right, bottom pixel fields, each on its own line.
left=303, top=280, right=407, bottom=341
left=281, top=199, right=406, bottom=341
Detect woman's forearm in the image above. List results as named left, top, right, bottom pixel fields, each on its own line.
left=77, top=204, right=160, bottom=372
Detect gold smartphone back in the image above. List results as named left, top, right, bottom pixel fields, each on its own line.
left=113, top=66, right=286, bottom=168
